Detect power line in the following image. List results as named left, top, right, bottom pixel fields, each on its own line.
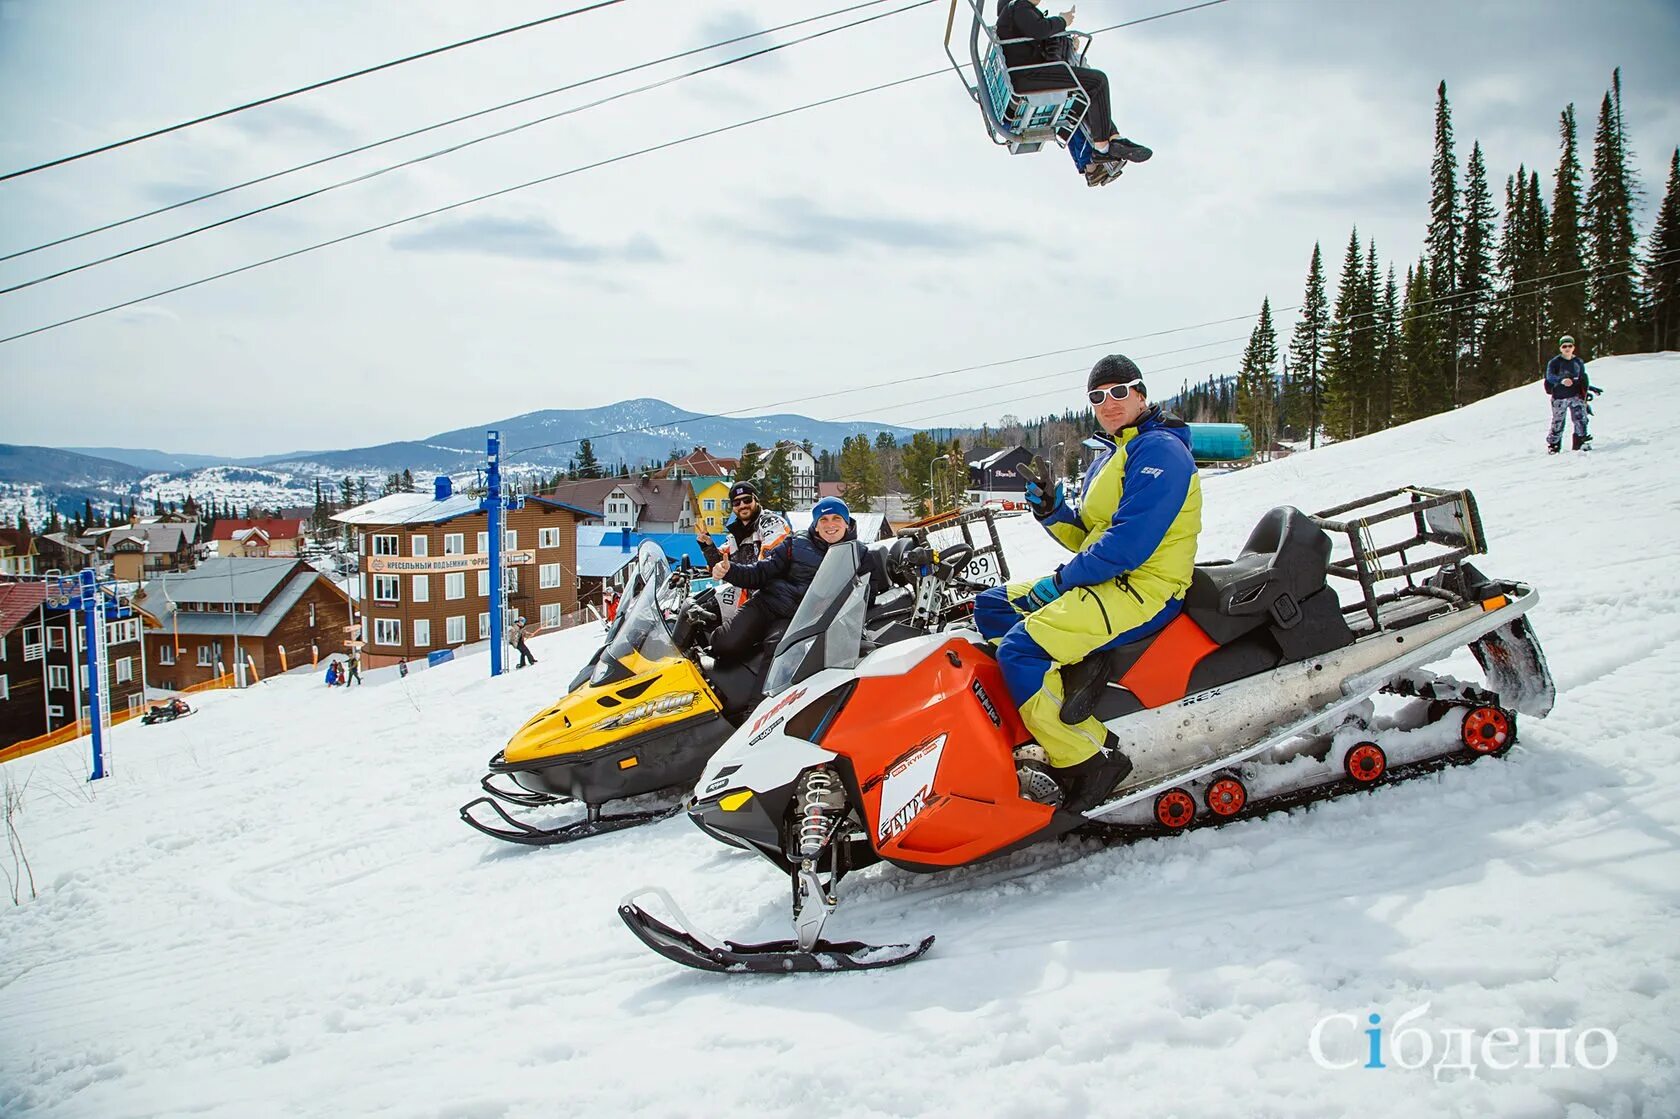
left=0, top=0, right=628, bottom=183
left=0, top=1, right=936, bottom=296
left=0, top=0, right=912, bottom=267
left=0, top=0, right=1233, bottom=338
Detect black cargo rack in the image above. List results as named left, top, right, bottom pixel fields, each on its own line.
left=1310, top=486, right=1486, bottom=629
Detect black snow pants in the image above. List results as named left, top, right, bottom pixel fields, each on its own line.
left=1012, top=64, right=1115, bottom=142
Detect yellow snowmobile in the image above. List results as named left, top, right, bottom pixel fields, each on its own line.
left=459, top=541, right=765, bottom=846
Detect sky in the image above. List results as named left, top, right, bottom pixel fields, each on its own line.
left=0, top=0, right=1676, bottom=458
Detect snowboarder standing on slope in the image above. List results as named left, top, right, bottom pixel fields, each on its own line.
left=1544, top=335, right=1593, bottom=453
left=511, top=616, right=537, bottom=669
left=973, top=355, right=1202, bottom=813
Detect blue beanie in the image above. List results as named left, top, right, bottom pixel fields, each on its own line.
left=811, top=496, right=852, bottom=524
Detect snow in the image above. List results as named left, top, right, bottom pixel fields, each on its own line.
left=4, top=356, right=1679, bottom=1117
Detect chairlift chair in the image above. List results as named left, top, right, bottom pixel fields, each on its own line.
left=942, top=0, right=1092, bottom=155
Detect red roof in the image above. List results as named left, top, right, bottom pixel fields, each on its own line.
left=0, top=580, right=47, bottom=638
left=210, top=518, right=304, bottom=542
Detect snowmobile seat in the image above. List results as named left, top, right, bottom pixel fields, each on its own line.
left=1058, top=507, right=1353, bottom=724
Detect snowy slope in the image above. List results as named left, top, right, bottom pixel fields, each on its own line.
left=4, top=356, right=1678, bottom=1118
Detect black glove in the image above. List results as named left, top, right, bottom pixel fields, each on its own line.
left=1017, top=456, right=1068, bottom=521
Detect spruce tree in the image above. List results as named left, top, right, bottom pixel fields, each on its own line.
left=1285, top=243, right=1329, bottom=447
left=1646, top=148, right=1680, bottom=351
left=1548, top=104, right=1589, bottom=351
left=1323, top=228, right=1368, bottom=440
left=1398, top=258, right=1435, bottom=421
left=1360, top=241, right=1383, bottom=431
left=1427, top=81, right=1462, bottom=396
left=1236, top=298, right=1279, bottom=457
left=1459, top=141, right=1497, bottom=400
left=1524, top=170, right=1552, bottom=374
left=838, top=435, right=883, bottom=512
left=1586, top=70, right=1643, bottom=354
left=574, top=439, right=603, bottom=480
left=1376, top=265, right=1401, bottom=428
left=737, top=442, right=763, bottom=483
left=759, top=446, right=793, bottom=510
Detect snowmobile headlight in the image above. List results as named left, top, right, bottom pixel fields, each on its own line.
left=598, top=690, right=699, bottom=730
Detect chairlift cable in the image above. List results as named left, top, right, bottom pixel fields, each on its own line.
left=0, top=0, right=629, bottom=183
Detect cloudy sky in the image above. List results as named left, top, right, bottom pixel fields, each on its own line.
left=0, top=0, right=1676, bottom=457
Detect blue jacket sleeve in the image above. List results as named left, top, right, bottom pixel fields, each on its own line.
left=724, top=538, right=791, bottom=590
left=1544, top=356, right=1564, bottom=393
left=1057, top=434, right=1193, bottom=588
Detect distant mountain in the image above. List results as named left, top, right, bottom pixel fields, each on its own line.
left=63, top=446, right=238, bottom=473
left=255, top=399, right=917, bottom=474
left=0, top=444, right=148, bottom=487
left=0, top=398, right=917, bottom=527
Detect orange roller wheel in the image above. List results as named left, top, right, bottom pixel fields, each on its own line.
left=1344, top=741, right=1386, bottom=784
left=1154, top=788, right=1197, bottom=830
left=1461, top=706, right=1513, bottom=755
left=1205, top=774, right=1247, bottom=818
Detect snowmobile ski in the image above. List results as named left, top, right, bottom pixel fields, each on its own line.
left=618, top=888, right=935, bottom=974
left=458, top=796, right=681, bottom=847
left=477, top=772, right=565, bottom=809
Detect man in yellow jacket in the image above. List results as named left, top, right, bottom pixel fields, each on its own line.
left=974, top=354, right=1203, bottom=812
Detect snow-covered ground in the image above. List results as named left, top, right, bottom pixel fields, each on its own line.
left=4, top=356, right=1678, bottom=1118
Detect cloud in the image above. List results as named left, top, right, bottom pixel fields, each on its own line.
left=229, top=101, right=354, bottom=143
left=388, top=214, right=667, bottom=263
left=737, top=196, right=1015, bottom=256
left=697, top=10, right=767, bottom=46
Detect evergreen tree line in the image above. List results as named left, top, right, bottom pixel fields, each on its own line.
left=1230, top=71, right=1680, bottom=452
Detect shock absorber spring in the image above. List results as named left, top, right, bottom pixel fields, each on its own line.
left=795, top=767, right=845, bottom=859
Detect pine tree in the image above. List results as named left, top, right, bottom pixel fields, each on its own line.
left=356, top=478, right=369, bottom=504
left=15, top=509, right=28, bottom=534
left=1459, top=141, right=1497, bottom=400
left=1586, top=70, right=1643, bottom=354
left=837, top=435, right=883, bottom=511
left=737, top=442, right=763, bottom=483
left=400, top=468, right=415, bottom=493
left=1375, top=265, right=1401, bottom=428
left=340, top=477, right=355, bottom=509
left=1236, top=298, right=1279, bottom=456
left=1524, top=170, right=1552, bottom=375
left=1427, top=81, right=1462, bottom=398
left=47, top=508, right=62, bottom=534
left=759, top=445, right=793, bottom=510
left=1548, top=104, right=1589, bottom=351
left=1323, top=229, right=1371, bottom=440
left=1646, top=148, right=1680, bottom=351
left=575, top=439, right=603, bottom=480
left=898, top=431, right=945, bottom=517
left=1286, top=242, right=1329, bottom=446
left=1398, top=258, right=1436, bottom=421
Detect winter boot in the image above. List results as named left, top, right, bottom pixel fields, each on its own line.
left=1090, top=138, right=1152, bottom=164
left=1057, top=732, right=1135, bottom=814
left=1547, top=443, right=1560, bottom=455
left=1575, top=432, right=1592, bottom=451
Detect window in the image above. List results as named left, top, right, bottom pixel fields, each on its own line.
left=0, top=674, right=7, bottom=701
left=413, top=619, right=431, bottom=647
left=411, top=534, right=429, bottom=557
left=127, top=694, right=144, bottom=713
left=374, top=618, right=402, bottom=646
left=446, top=615, right=466, bottom=644
left=308, top=603, right=316, bottom=628
left=47, top=704, right=64, bottom=719
left=197, top=643, right=220, bottom=667
left=159, top=644, right=176, bottom=666
left=106, top=619, right=138, bottom=645
left=505, top=530, right=517, bottom=550
left=477, top=570, right=489, bottom=597
left=23, top=625, right=42, bottom=661
left=359, top=574, right=368, bottom=603
left=540, top=603, right=563, bottom=629
left=374, top=575, right=400, bottom=602
left=358, top=533, right=367, bottom=555
left=478, top=612, right=491, bottom=639
left=48, top=627, right=66, bottom=651
left=538, top=527, right=561, bottom=549
left=445, top=572, right=466, bottom=600
left=506, top=568, right=518, bottom=593
left=539, top=563, right=562, bottom=589
left=444, top=533, right=465, bottom=555
left=47, top=665, right=70, bottom=690
left=412, top=574, right=429, bottom=603
left=116, top=657, right=133, bottom=683
left=703, top=499, right=716, bottom=511
left=372, top=534, right=399, bottom=556
left=476, top=531, right=488, bottom=554
left=80, top=665, right=88, bottom=690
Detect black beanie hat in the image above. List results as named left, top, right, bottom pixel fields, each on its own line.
left=1089, top=353, right=1146, bottom=398
left=729, top=480, right=758, bottom=503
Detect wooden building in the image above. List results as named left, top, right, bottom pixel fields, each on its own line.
left=134, top=557, right=353, bottom=691
left=332, top=481, right=596, bottom=669
left=1, top=580, right=147, bottom=748
left=211, top=518, right=306, bottom=558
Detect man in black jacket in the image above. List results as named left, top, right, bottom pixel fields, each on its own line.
left=708, top=496, right=858, bottom=664
left=994, top=0, right=1150, bottom=166
left=1543, top=335, right=1593, bottom=453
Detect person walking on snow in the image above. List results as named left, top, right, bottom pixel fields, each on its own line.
left=1544, top=336, right=1593, bottom=453
left=346, top=649, right=362, bottom=685
left=511, top=616, right=537, bottom=669
left=973, top=354, right=1202, bottom=814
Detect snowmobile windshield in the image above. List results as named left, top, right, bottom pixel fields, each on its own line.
left=592, top=545, right=681, bottom=683
left=764, top=541, right=869, bottom=696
